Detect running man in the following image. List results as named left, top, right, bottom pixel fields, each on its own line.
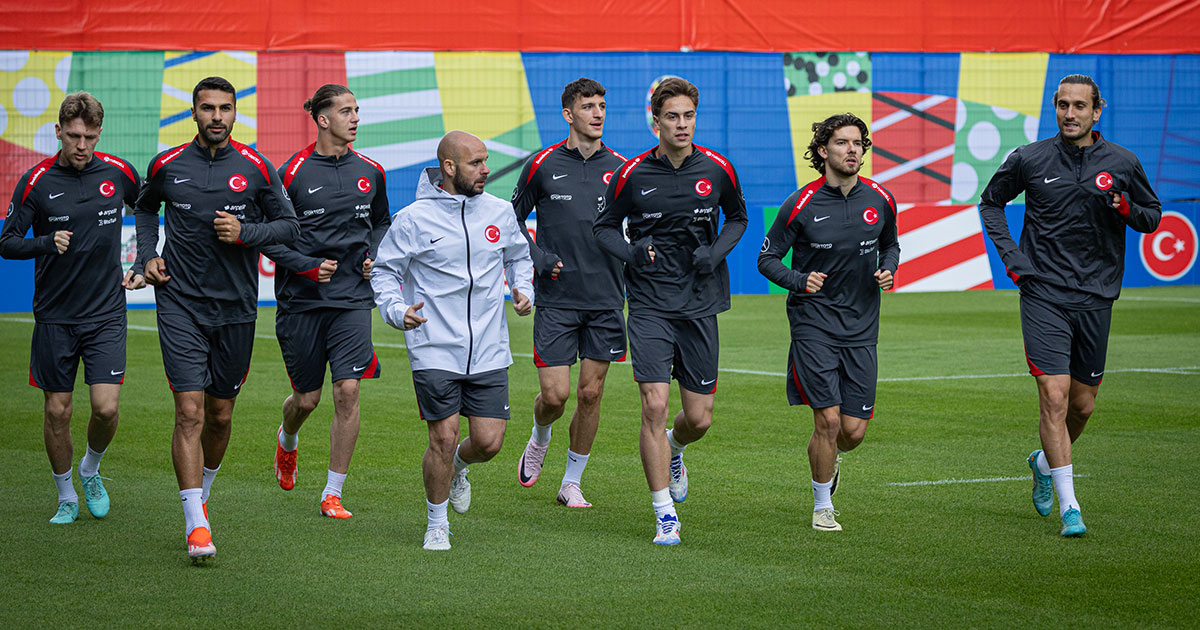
left=135, top=76, right=299, bottom=561
left=0, top=92, right=143, bottom=525
left=372, top=131, right=534, bottom=550
left=593, top=77, right=747, bottom=545
left=265, top=84, right=390, bottom=519
left=757, top=113, right=900, bottom=532
left=979, top=74, right=1161, bottom=537
left=512, top=78, right=627, bottom=508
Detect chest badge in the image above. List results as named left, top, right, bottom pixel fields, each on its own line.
left=863, top=207, right=879, bottom=225
left=1094, top=171, right=1113, bottom=191
left=98, top=180, right=115, bottom=197
left=484, top=225, right=500, bottom=243
left=603, top=171, right=614, bottom=185
left=695, top=178, right=712, bottom=197
left=357, top=177, right=372, bottom=193
left=228, top=174, right=248, bottom=192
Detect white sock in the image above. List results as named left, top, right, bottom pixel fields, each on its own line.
left=453, top=446, right=468, bottom=473
left=531, top=422, right=552, bottom=445
left=812, top=478, right=834, bottom=512
left=53, top=470, right=77, bottom=504
left=427, top=499, right=449, bottom=530
left=78, top=444, right=105, bottom=479
left=1035, top=451, right=1051, bottom=476
left=666, top=429, right=686, bottom=457
left=279, top=425, right=299, bottom=452
left=651, top=488, right=674, bottom=518
left=562, top=450, right=589, bottom=486
left=201, top=465, right=219, bottom=503
left=1051, top=464, right=1079, bottom=515
left=323, top=470, right=347, bottom=498
left=181, top=488, right=207, bottom=534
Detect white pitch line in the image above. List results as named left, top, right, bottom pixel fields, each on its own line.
left=887, top=473, right=1090, bottom=487
left=1121, top=296, right=1200, bottom=304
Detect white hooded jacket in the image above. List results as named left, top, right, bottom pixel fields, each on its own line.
left=371, top=167, right=534, bottom=375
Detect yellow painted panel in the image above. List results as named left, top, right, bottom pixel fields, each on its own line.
left=958, top=53, right=1049, bottom=118
left=434, top=52, right=534, bottom=141
left=0, top=51, right=72, bottom=154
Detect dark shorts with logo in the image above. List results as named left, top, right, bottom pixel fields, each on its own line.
left=411, top=367, right=510, bottom=421
left=1020, top=293, right=1111, bottom=386
left=158, top=309, right=255, bottom=399
left=787, top=339, right=877, bottom=419
left=29, top=314, right=126, bottom=392
left=276, top=307, right=380, bottom=392
left=532, top=306, right=627, bottom=367
left=627, top=312, right=719, bottom=394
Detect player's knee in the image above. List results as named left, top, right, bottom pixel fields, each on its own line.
left=91, top=401, right=119, bottom=425
left=641, top=397, right=670, bottom=423
left=294, top=391, right=322, bottom=414
left=474, top=432, right=505, bottom=460
left=428, top=428, right=458, bottom=457
left=576, top=382, right=604, bottom=409
left=332, top=379, right=358, bottom=403
left=44, top=400, right=72, bottom=425
left=540, top=387, right=569, bottom=412
left=813, top=410, right=841, bottom=436
left=1069, top=398, right=1094, bottom=421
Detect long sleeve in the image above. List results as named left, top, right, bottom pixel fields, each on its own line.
left=0, top=173, right=57, bottom=259
left=368, top=171, right=391, bottom=259
left=1115, top=157, right=1162, bottom=234
left=594, top=172, right=637, bottom=264
left=370, top=213, right=412, bottom=330
left=877, top=187, right=901, bottom=274
left=501, top=208, right=535, bottom=304
left=133, top=165, right=164, bottom=273
left=511, top=158, right=558, bottom=275
left=979, top=148, right=1036, bottom=280
left=756, top=191, right=807, bottom=292
left=237, top=163, right=299, bottom=248
left=706, top=164, right=748, bottom=265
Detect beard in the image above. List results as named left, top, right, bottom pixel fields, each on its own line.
left=200, top=124, right=232, bottom=146
left=454, top=171, right=484, bottom=197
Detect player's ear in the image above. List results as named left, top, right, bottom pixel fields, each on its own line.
left=817, top=145, right=828, bottom=159
left=562, top=108, right=573, bottom=125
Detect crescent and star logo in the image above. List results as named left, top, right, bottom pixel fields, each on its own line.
left=863, top=207, right=879, bottom=225
left=1140, top=211, right=1197, bottom=282
left=603, top=171, right=614, bottom=185
left=98, top=180, right=115, bottom=197
left=484, top=225, right=500, bottom=243
left=228, top=174, right=247, bottom=192
left=695, top=178, right=712, bottom=196
left=357, top=177, right=371, bottom=193
left=1094, top=171, right=1113, bottom=191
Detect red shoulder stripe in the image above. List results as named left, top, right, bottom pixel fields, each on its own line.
left=21, top=155, right=59, bottom=204
left=150, top=142, right=189, bottom=179
left=282, top=144, right=316, bottom=189
left=613, top=148, right=656, bottom=198
left=694, top=144, right=737, bottom=189
left=526, top=140, right=567, bottom=184
left=859, top=176, right=896, bottom=214
left=94, top=152, right=137, bottom=184
left=230, top=139, right=271, bottom=182
left=605, top=144, right=628, bottom=162
left=352, top=150, right=385, bottom=179
left=786, top=177, right=826, bottom=226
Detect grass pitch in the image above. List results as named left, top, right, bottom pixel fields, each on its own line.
left=1, top=287, right=1197, bottom=628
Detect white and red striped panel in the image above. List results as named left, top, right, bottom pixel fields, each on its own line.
left=894, top=204, right=993, bottom=292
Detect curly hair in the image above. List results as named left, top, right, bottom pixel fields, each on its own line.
left=805, top=113, right=871, bottom=174
left=59, top=91, right=104, bottom=128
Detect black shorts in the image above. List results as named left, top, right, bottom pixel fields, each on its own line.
left=532, top=307, right=627, bottom=367
left=787, top=339, right=877, bottom=419
left=158, top=310, right=255, bottom=399
left=29, top=314, right=126, bottom=392
left=276, top=308, right=380, bottom=392
left=1020, top=294, right=1112, bottom=386
left=627, top=312, right=719, bottom=394
left=411, top=368, right=510, bottom=421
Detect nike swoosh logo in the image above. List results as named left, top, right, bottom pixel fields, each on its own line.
left=609, top=348, right=623, bottom=354
left=308, top=186, right=323, bottom=194
left=504, top=405, right=510, bottom=410
left=862, top=405, right=874, bottom=411
left=353, top=365, right=366, bottom=372
left=1091, top=371, right=1103, bottom=378
left=641, top=188, right=656, bottom=196
left=552, top=174, right=568, bottom=180
left=111, top=370, right=124, bottom=376
left=814, top=216, right=830, bottom=222
left=701, top=378, right=716, bottom=385
left=49, top=192, right=65, bottom=199
left=1044, top=177, right=1061, bottom=184
left=431, top=236, right=445, bottom=244
left=174, top=178, right=190, bottom=184
left=233, top=383, right=242, bottom=390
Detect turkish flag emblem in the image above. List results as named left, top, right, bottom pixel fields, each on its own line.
left=485, top=225, right=500, bottom=243
left=1140, top=211, right=1197, bottom=282
left=603, top=171, right=614, bottom=185
left=695, top=178, right=712, bottom=196
left=357, top=177, right=371, bottom=193
left=228, top=174, right=248, bottom=192
left=98, top=180, right=115, bottom=197
left=1094, top=171, right=1114, bottom=191
left=863, top=207, right=879, bottom=225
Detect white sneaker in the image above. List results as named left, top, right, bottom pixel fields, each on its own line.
left=812, top=508, right=842, bottom=531
left=668, top=454, right=688, bottom=502
left=449, top=468, right=471, bottom=514
left=518, top=438, right=550, bottom=487
left=556, top=482, right=592, bottom=508
left=653, top=512, right=681, bottom=545
left=423, top=527, right=451, bottom=550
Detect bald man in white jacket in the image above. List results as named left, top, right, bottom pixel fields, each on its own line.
left=372, top=131, right=534, bottom=550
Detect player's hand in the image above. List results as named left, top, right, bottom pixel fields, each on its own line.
left=361, top=258, right=374, bottom=279
left=318, top=259, right=338, bottom=283
left=512, top=288, right=532, bottom=316
left=122, top=269, right=146, bottom=290
left=145, top=257, right=171, bottom=286
left=691, top=245, right=714, bottom=275
left=404, top=301, right=427, bottom=330
left=1109, top=191, right=1123, bottom=209
left=53, top=230, right=72, bottom=254
left=647, top=245, right=656, bottom=264
left=549, top=259, right=563, bottom=280
left=875, top=269, right=894, bottom=290
left=213, top=210, right=242, bottom=243
left=806, top=271, right=827, bottom=293
left=632, top=237, right=655, bottom=266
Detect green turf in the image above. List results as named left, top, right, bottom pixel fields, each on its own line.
left=1, top=287, right=1197, bottom=628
